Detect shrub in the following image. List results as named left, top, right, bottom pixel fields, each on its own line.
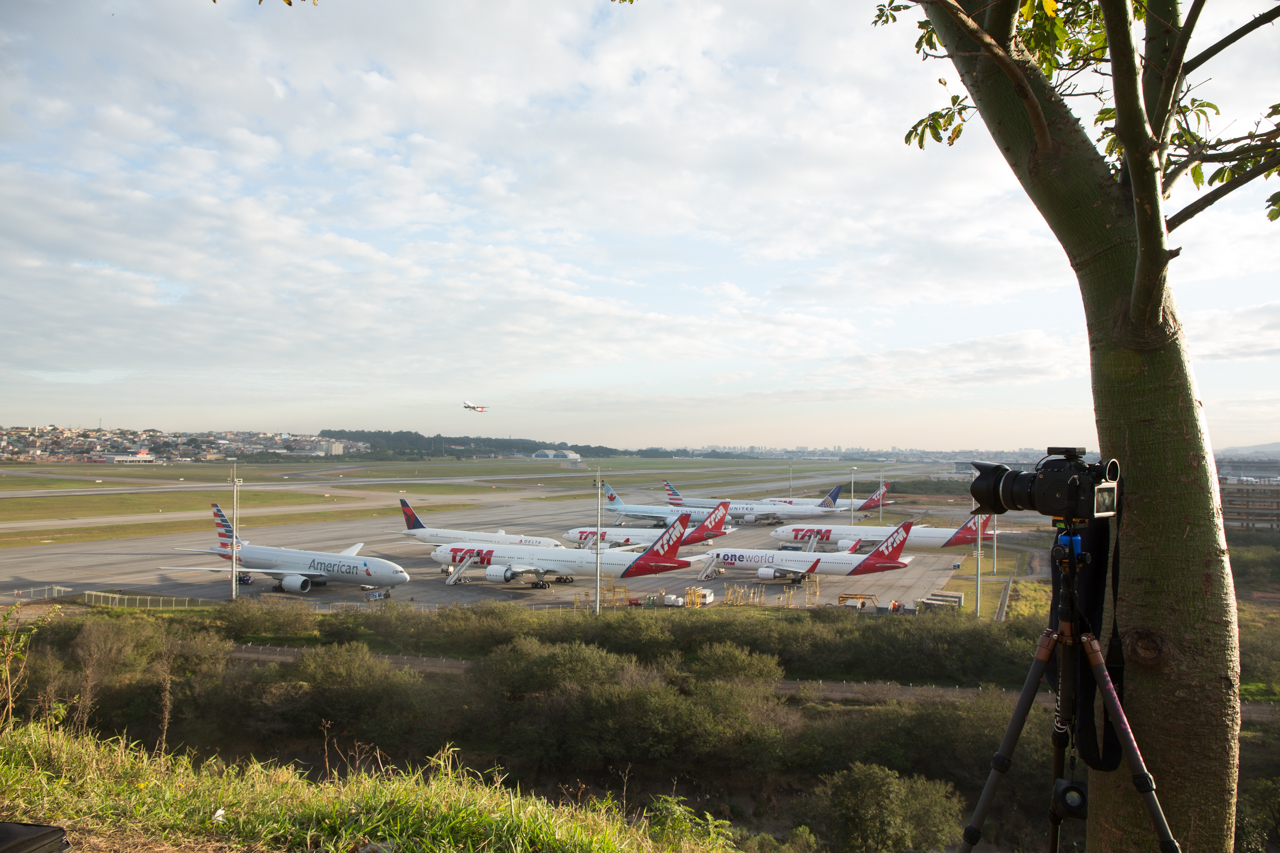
left=219, top=599, right=318, bottom=640
left=800, top=762, right=962, bottom=853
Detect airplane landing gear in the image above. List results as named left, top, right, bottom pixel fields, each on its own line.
left=554, top=577, right=575, bottom=584
left=532, top=581, right=551, bottom=589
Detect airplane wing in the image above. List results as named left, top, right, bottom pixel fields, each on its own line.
left=158, top=566, right=325, bottom=579
left=340, top=543, right=364, bottom=556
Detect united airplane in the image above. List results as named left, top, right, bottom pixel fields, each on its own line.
left=611, top=483, right=833, bottom=526
left=771, top=514, right=993, bottom=552
left=760, top=483, right=892, bottom=512
left=433, top=513, right=695, bottom=589
left=160, top=503, right=409, bottom=594
left=707, top=520, right=914, bottom=581
left=397, top=499, right=562, bottom=548
left=565, top=501, right=732, bottom=548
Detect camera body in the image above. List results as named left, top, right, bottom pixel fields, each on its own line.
left=970, top=447, right=1119, bottom=520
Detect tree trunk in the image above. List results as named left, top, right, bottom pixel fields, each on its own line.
left=922, top=6, right=1240, bottom=850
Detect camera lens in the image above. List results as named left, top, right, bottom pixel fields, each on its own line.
left=971, top=462, right=1037, bottom=514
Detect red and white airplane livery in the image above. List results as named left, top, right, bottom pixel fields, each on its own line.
left=706, top=521, right=915, bottom=582
left=565, top=501, right=732, bottom=548
left=771, top=514, right=993, bottom=552
left=760, top=483, right=892, bottom=512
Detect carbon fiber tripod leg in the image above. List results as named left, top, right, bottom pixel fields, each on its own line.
left=959, top=629, right=1058, bottom=853
left=1081, top=635, right=1181, bottom=853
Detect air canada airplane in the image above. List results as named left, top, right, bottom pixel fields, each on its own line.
left=159, top=503, right=409, bottom=594
left=397, top=499, right=562, bottom=548
left=771, top=514, right=993, bottom=551
left=610, top=483, right=833, bottom=526
left=463, top=401, right=488, bottom=412
left=565, top=501, right=733, bottom=548
left=708, top=520, right=915, bottom=582
left=433, top=514, right=695, bottom=589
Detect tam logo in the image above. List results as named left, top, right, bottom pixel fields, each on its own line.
left=876, top=528, right=908, bottom=555
left=791, top=529, right=832, bottom=541
left=448, top=547, right=495, bottom=565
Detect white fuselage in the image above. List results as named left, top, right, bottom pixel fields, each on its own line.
left=615, top=497, right=832, bottom=525
left=430, top=542, right=686, bottom=580
left=563, top=526, right=724, bottom=548
left=704, top=546, right=902, bottom=577
left=402, top=527, right=562, bottom=548
left=223, top=544, right=408, bottom=587
left=771, top=523, right=989, bottom=551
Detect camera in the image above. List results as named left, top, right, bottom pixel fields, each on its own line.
left=970, top=447, right=1119, bottom=520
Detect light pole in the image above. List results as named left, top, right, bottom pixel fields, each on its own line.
left=789, top=466, right=793, bottom=499
left=228, top=464, right=242, bottom=600
left=879, top=472, right=884, bottom=524
left=850, top=467, right=858, bottom=526
left=595, top=468, right=602, bottom=616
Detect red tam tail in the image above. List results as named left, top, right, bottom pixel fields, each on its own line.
left=624, top=513, right=692, bottom=576
left=853, top=521, right=913, bottom=574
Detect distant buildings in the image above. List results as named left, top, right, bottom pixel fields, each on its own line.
left=1220, top=477, right=1280, bottom=531
left=532, top=448, right=581, bottom=460
left=0, top=425, right=368, bottom=463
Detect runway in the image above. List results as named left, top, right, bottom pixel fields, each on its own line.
left=0, top=494, right=958, bottom=609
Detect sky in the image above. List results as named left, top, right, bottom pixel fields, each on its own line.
left=1, top=1, right=1277, bottom=452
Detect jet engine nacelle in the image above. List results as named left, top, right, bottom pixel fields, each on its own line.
left=757, top=568, right=792, bottom=581
left=485, top=566, right=517, bottom=583
left=281, top=575, right=312, bottom=594
left=743, top=515, right=757, bottom=524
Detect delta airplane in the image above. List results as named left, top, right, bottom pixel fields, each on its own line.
left=160, top=503, right=409, bottom=594
left=396, top=499, right=562, bottom=548
left=760, top=483, right=893, bottom=512
left=771, top=514, right=994, bottom=552
left=707, top=520, right=914, bottom=582
left=664, top=481, right=846, bottom=515
left=433, top=514, right=695, bottom=589
left=612, top=483, right=834, bottom=526
left=565, top=501, right=733, bottom=549
left=463, top=401, right=488, bottom=412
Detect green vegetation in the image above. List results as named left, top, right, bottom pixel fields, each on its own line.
left=334, top=482, right=514, bottom=494
left=0, top=490, right=358, bottom=523
left=1228, top=529, right=1280, bottom=591
left=886, top=479, right=972, bottom=496
left=0, top=476, right=122, bottom=491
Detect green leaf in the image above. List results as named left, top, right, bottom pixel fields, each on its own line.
left=1190, top=163, right=1204, bottom=189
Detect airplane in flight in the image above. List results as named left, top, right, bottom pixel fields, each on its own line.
left=433, top=513, right=695, bottom=589
left=565, top=501, right=733, bottom=548
left=160, top=503, right=409, bottom=594
left=663, top=481, right=852, bottom=518
left=770, top=514, right=993, bottom=551
left=396, top=499, right=562, bottom=548
left=463, top=401, right=488, bottom=412
left=613, top=483, right=835, bottom=525
left=760, top=483, right=893, bottom=512
left=707, top=520, right=915, bottom=582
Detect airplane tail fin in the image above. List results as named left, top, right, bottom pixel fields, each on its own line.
left=856, top=521, right=913, bottom=572
left=399, top=499, right=427, bottom=530
left=604, top=483, right=622, bottom=505
left=861, top=483, right=890, bottom=510
left=818, top=484, right=843, bottom=508
left=663, top=480, right=684, bottom=506
left=211, top=503, right=245, bottom=550
left=844, top=537, right=864, bottom=553
left=626, top=513, right=692, bottom=575
left=942, top=514, right=981, bottom=547
left=686, top=501, right=730, bottom=542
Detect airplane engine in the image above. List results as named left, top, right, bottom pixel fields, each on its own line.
left=743, top=515, right=757, bottom=524
left=757, top=568, right=791, bottom=581
left=281, top=575, right=312, bottom=594
left=485, top=566, right=517, bottom=583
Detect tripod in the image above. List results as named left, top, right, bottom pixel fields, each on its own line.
left=957, top=520, right=1181, bottom=853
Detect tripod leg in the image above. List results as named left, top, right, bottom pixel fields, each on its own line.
left=1081, top=635, right=1181, bottom=853
left=959, top=630, right=1058, bottom=853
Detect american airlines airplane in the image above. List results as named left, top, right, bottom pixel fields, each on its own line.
left=609, top=483, right=833, bottom=526
left=433, top=514, right=695, bottom=589
left=396, top=499, right=562, bottom=548
left=760, top=483, right=892, bottom=512
left=771, top=514, right=993, bottom=552
left=707, top=521, right=914, bottom=582
left=565, top=501, right=732, bottom=548
left=161, top=503, right=409, bottom=594
left=660, top=479, right=849, bottom=517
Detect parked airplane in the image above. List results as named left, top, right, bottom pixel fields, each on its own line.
left=160, top=503, right=409, bottom=594
left=433, top=513, right=695, bottom=589
left=760, top=483, right=892, bottom=512
left=396, top=499, right=562, bottom=548
left=565, top=501, right=733, bottom=548
left=664, top=480, right=844, bottom=511
left=770, top=514, right=993, bottom=551
left=707, top=521, right=915, bottom=581
left=619, top=483, right=834, bottom=525
left=463, top=401, right=488, bottom=412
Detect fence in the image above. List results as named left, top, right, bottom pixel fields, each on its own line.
left=0, top=585, right=72, bottom=605
left=994, top=578, right=1013, bottom=622
left=83, top=591, right=221, bottom=609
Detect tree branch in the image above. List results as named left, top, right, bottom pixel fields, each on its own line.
left=1151, top=0, right=1206, bottom=148
left=1167, top=151, right=1280, bottom=231
left=1099, top=0, right=1171, bottom=329
left=1184, top=4, right=1280, bottom=75
left=1162, top=157, right=1200, bottom=195
left=925, top=0, right=1055, bottom=158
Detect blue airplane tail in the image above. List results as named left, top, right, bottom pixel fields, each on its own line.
left=818, top=484, right=843, bottom=508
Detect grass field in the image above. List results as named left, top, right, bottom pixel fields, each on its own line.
left=12, top=465, right=287, bottom=484
left=0, top=506, right=477, bottom=549
left=0, top=476, right=124, bottom=491
left=522, top=492, right=597, bottom=502
left=0, top=490, right=360, bottom=523
left=333, top=482, right=516, bottom=495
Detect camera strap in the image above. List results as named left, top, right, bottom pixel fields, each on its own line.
left=1074, top=492, right=1126, bottom=772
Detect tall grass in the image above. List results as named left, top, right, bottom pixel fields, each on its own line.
left=0, top=724, right=721, bottom=853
